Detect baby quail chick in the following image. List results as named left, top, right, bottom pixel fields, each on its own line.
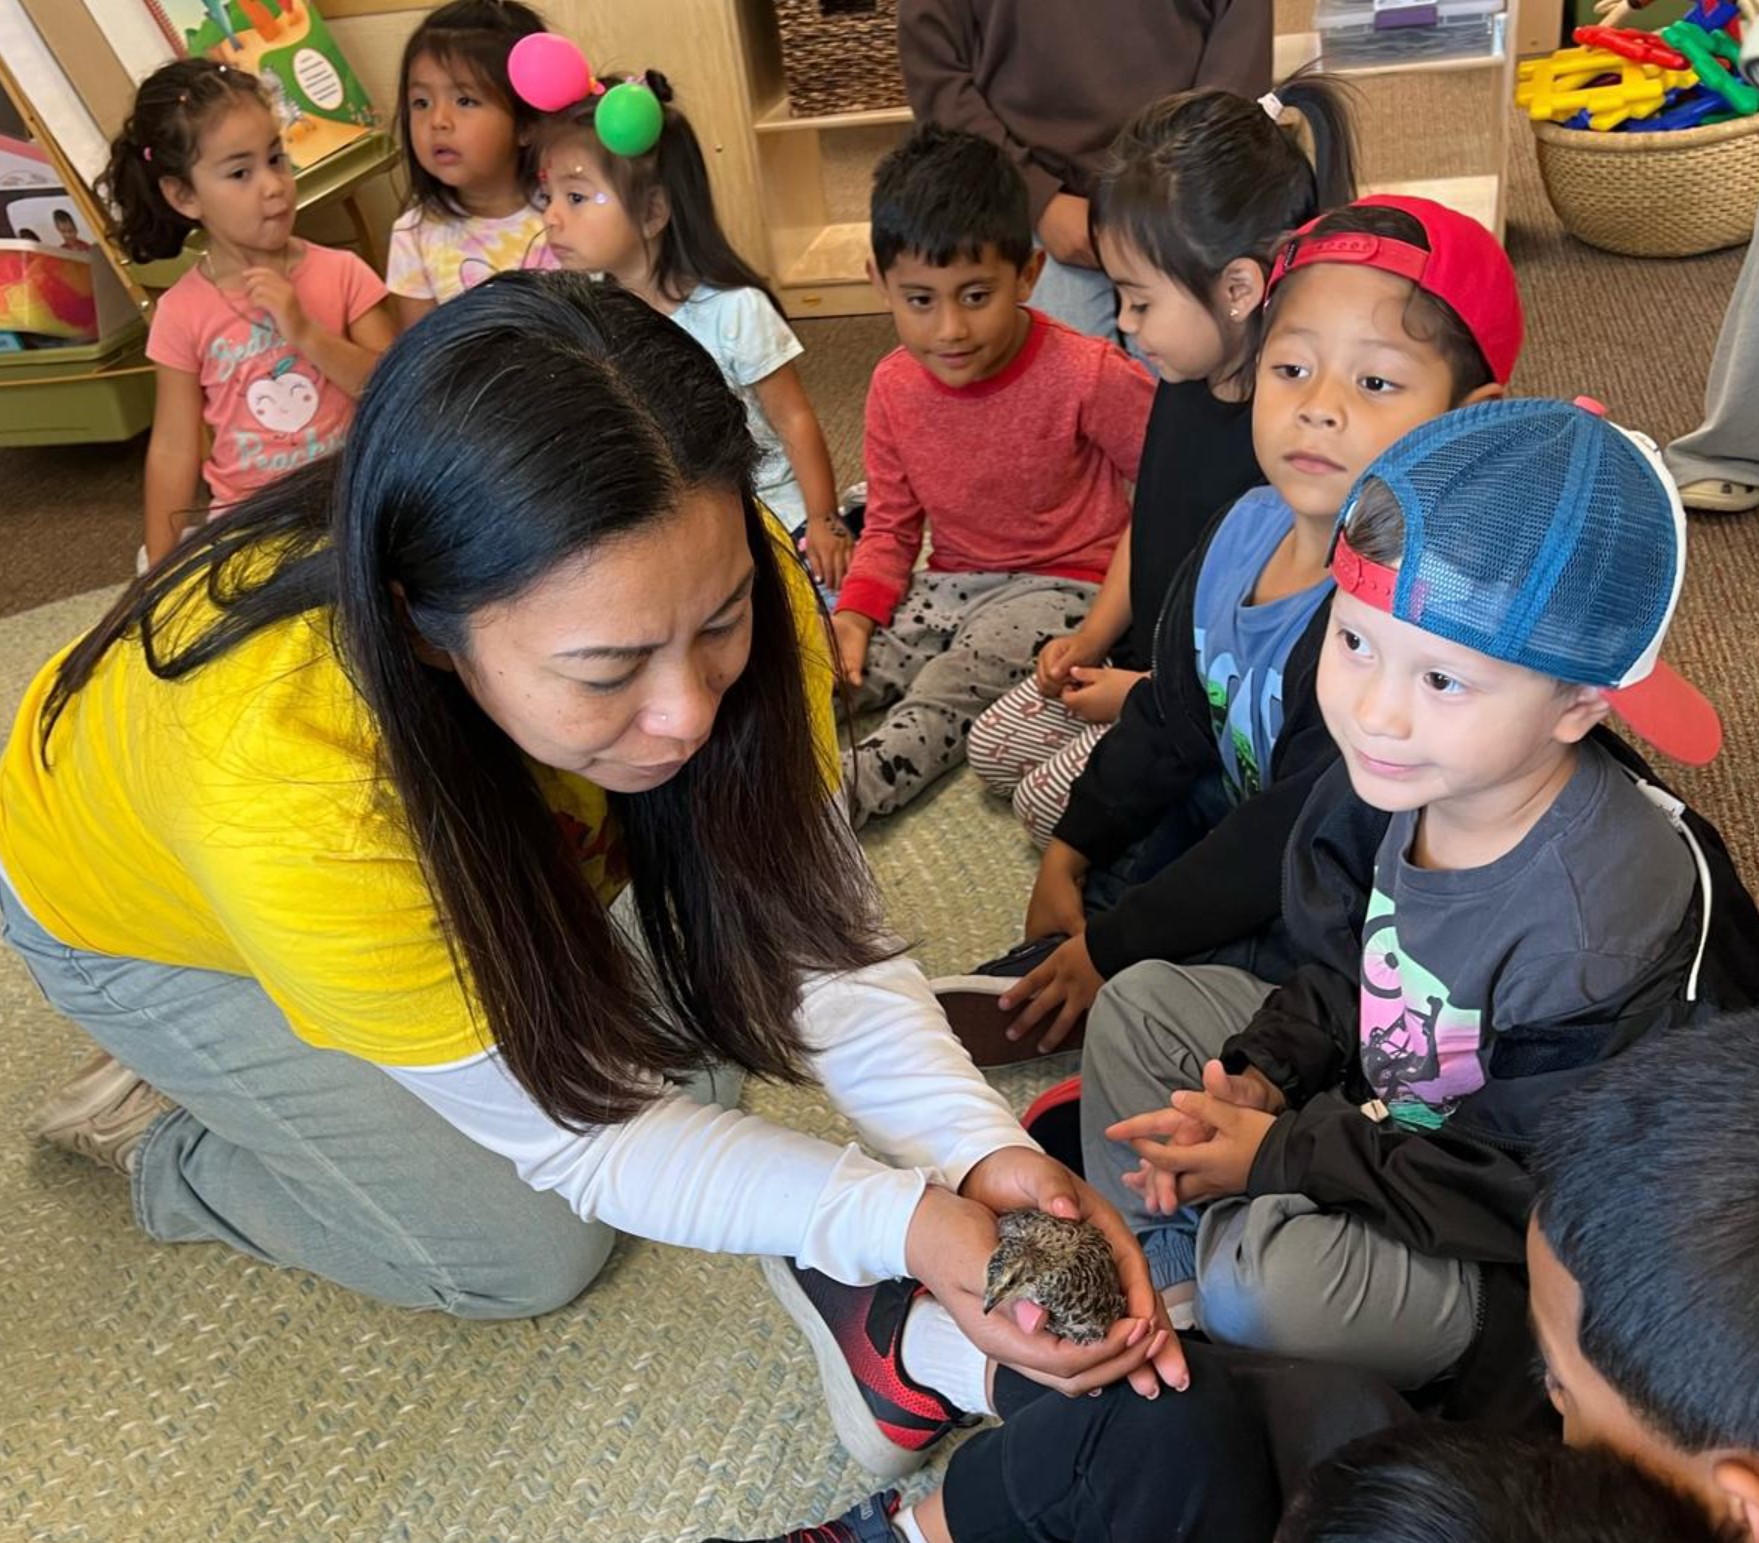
left=982, top=1209, right=1127, bottom=1345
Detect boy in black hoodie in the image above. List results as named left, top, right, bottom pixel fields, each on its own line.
left=1092, top=397, right=1744, bottom=1391
left=936, top=198, right=1523, bottom=1064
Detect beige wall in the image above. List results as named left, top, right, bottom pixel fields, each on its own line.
left=325, top=1, right=769, bottom=270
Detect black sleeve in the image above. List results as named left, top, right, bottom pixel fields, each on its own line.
left=1247, top=1094, right=1534, bottom=1265
left=1083, top=714, right=1340, bottom=977
left=1214, top=761, right=1386, bottom=1102
left=1052, top=669, right=1209, bottom=866
left=1222, top=959, right=1361, bottom=1105
left=1053, top=546, right=1215, bottom=866
left=1078, top=590, right=1340, bottom=977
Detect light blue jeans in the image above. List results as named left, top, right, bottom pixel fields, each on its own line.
left=1030, top=251, right=1124, bottom=347
left=2, top=877, right=740, bottom=1318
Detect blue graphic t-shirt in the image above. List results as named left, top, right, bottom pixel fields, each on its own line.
left=1192, top=487, right=1334, bottom=800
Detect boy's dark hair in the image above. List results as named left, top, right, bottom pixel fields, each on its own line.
left=1533, top=1009, right=1759, bottom=1455
left=395, top=0, right=546, bottom=220
left=1278, top=1426, right=1738, bottom=1543
left=534, top=72, right=782, bottom=314
left=1340, top=479, right=1407, bottom=568
left=98, top=59, right=270, bottom=263
left=870, top=125, right=1033, bottom=276
left=1094, top=71, right=1356, bottom=391
left=1262, top=203, right=1493, bottom=403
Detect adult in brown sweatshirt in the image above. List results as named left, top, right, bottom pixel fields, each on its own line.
left=898, top=0, right=1271, bottom=335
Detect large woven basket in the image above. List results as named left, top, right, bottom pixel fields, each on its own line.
left=774, top=0, right=908, bottom=118
left=1533, top=112, right=1759, bottom=257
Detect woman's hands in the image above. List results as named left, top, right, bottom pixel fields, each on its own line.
left=903, top=1150, right=1188, bottom=1400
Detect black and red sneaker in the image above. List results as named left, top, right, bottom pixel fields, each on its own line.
left=1020, top=1074, right=1084, bottom=1175
left=759, top=1257, right=975, bottom=1480
left=704, top=1489, right=900, bottom=1543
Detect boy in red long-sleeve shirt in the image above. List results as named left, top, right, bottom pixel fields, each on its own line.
left=835, top=127, right=1153, bottom=825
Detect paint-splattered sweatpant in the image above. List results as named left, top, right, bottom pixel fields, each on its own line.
left=842, top=569, right=1098, bottom=826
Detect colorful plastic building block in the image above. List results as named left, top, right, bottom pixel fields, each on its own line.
left=1663, top=20, right=1759, bottom=113
left=1517, top=48, right=1698, bottom=127
left=1573, top=24, right=1688, bottom=67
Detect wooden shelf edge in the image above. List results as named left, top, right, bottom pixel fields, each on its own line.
left=754, top=96, right=914, bottom=135
left=777, top=280, right=890, bottom=320
left=774, top=171, right=1504, bottom=307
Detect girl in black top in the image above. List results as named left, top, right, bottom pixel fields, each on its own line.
left=966, top=75, right=1357, bottom=848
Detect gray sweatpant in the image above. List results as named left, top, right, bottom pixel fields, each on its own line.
left=844, top=570, right=1097, bottom=824
left=1080, top=961, right=1480, bottom=1391
left=1666, top=199, right=1759, bottom=489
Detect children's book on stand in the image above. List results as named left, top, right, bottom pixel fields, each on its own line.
left=85, top=0, right=377, bottom=175
left=0, top=131, right=107, bottom=349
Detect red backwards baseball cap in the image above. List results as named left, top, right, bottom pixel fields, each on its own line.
left=1264, top=195, right=1525, bottom=385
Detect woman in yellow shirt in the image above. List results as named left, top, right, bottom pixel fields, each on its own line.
left=0, top=274, right=1177, bottom=1419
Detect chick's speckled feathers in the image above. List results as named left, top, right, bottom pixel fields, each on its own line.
left=982, top=1209, right=1127, bottom=1345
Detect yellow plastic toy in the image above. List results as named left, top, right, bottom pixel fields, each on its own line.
left=1516, top=48, right=1699, bottom=128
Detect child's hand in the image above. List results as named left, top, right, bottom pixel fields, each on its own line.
left=1035, top=632, right=1101, bottom=697
left=1108, top=1080, right=1279, bottom=1207
left=803, top=513, right=854, bottom=590
left=1063, top=666, right=1146, bottom=725
left=997, top=933, right=1104, bottom=1054
left=1113, top=1062, right=1282, bottom=1215
left=1037, top=191, right=1098, bottom=268
left=1201, top=1059, right=1287, bottom=1115
left=831, top=611, right=873, bottom=686
left=1024, top=853, right=1087, bottom=942
left=243, top=266, right=308, bottom=348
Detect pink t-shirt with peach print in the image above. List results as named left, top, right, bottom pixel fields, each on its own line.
left=147, top=242, right=387, bottom=509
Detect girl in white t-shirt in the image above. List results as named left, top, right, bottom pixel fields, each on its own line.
left=522, top=65, right=849, bottom=592
left=385, top=1, right=557, bottom=333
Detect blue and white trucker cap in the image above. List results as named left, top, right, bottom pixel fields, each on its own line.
left=1330, top=396, right=1721, bottom=765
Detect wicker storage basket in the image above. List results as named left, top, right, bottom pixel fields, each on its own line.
left=1533, top=112, right=1759, bottom=258
left=773, top=0, right=908, bottom=118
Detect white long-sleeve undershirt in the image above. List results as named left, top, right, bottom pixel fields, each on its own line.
left=381, top=952, right=1037, bottom=1283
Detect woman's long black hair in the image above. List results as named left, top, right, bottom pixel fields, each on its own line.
left=41, top=272, right=890, bottom=1129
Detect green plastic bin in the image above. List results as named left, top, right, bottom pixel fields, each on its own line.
left=0, top=320, right=154, bottom=447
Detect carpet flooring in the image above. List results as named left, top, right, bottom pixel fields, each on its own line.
left=1, top=115, right=1757, bottom=1542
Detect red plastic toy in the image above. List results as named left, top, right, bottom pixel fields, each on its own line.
left=1572, top=24, right=1690, bottom=68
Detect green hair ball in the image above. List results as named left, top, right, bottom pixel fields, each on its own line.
left=596, top=81, right=663, bottom=157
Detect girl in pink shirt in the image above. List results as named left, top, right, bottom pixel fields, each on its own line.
left=100, top=60, right=395, bottom=568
